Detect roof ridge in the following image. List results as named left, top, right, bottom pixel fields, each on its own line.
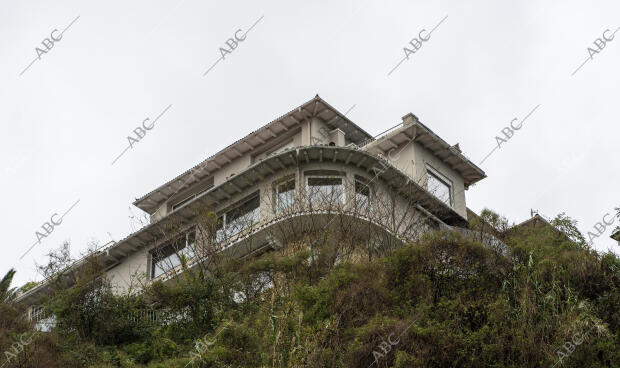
left=132, top=96, right=372, bottom=210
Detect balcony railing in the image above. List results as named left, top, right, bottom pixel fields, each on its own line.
left=357, top=122, right=404, bottom=149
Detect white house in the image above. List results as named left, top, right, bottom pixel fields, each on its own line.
left=15, top=95, right=486, bottom=324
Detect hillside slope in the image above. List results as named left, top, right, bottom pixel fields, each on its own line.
left=2, top=218, right=619, bottom=367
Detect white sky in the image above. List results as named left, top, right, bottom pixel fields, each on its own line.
left=1, top=0, right=619, bottom=287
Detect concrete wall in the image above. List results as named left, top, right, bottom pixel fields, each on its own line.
left=310, top=118, right=330, bottom=145
left=413, top=143, right=467, bottom=218
left=106, top=248, right=148, bottom=294
left=384, top=139, right=417, bottom=180
left=363, top=137, right=467, bottom=220
left=214, top=154, right=252, bottom=187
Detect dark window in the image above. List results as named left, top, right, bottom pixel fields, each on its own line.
left=275, top=179, right=295, bottom=213
left=355, top=179, right=370, bottom=211
left=151, top=231, right=195, bottom=279
left=215, top=193, right=260, bottom=241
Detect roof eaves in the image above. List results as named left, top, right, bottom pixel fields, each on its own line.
left=16, top=145, right=468, bottom=304
left=132, top=95, right=372, bottom=211
left=413, top=121, right=487, bottom=183
left=365, top=121, right=486, bottom=187
left=133, top=146, right=468, bottom=252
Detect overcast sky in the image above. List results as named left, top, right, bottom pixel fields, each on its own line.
left=1, top=0, right=619, bottom=287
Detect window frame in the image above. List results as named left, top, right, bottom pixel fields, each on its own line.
left=150, top=231, right=196, bottom=279
left=215, top=192, right=261, bottom=241
left=425, top=164, right=453, bottom=207
left=354, top=175, right=371, bottom=212
left=305, top=170, right=346, bottom=205
left=273, top=176, right=296, bottom=213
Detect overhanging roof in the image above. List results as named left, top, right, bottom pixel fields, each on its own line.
left=126, top=146, right=469, bottom=251
left=361, top=116, right=486, bottom=188
left=612, top=229, right=620, bottom=241
left=133, top=95, right=373, bottom=214
left=16, top=145, right=469, bottom=305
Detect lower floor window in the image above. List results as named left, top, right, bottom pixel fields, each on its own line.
left=151, top=231, right=195, bottom=279
left=216, top=193, right=261, bottom=241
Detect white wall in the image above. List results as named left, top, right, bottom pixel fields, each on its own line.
left=413, top=143, right=467, bottom=218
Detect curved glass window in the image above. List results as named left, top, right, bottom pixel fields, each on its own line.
left=306, top=175, right=345, bottom=205
left=275, top=178, right=295, bottom=213
left=354, top=177, right=370, bottom=212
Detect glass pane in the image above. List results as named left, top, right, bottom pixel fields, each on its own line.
left=276, top=180, right=295, bottom=212
left=151, top=232, right=194, bottom=278
left=215, top=216, right=224, bottom=241
left=355, top=180, right=370, bottom=212
left=427, top=173, right=451, bottom=206
left=219, top=195, right=261, bottom=240
left=307, top=177, right=344, bottom=204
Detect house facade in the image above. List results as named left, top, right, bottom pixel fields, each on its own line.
left=15, top=96, right=486, bottom=323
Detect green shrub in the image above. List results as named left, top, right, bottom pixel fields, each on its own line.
left=124, top=342, right=152, bottom=364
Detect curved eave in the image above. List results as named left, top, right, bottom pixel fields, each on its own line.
left=15, top=146, right=467, bottom=305
left=154, top=211, right=407, bottom=284
left=133, top=96, right=373, bottom=214
left=172, top=146, right=467, bottom=224
left=105, top=146, right=469, bottom=263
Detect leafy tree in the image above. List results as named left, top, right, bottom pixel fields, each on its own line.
left=0, top=268, right=17, bottom=302
left=551, top=212, right=587, bottom=246
left=5, top=209, right=620, bottom=367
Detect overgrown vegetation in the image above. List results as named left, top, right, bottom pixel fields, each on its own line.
left=1, top=209, right=619, bottom=367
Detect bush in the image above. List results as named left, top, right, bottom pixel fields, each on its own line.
left=124, top=342, right=151, bottom=364
left=4, top=221, right=619, bottom=367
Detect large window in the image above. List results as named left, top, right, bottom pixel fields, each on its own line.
left=354, top=176, right=371, bottom=212
left=151, top=231, right=195, bottom=279
left=426, top=166, right=452, bottom=207
left=274, top=178, right=295, bottom=213
left=216, top=193, right=261, bottom=241
left=306, top=172, right=345, bottom=205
